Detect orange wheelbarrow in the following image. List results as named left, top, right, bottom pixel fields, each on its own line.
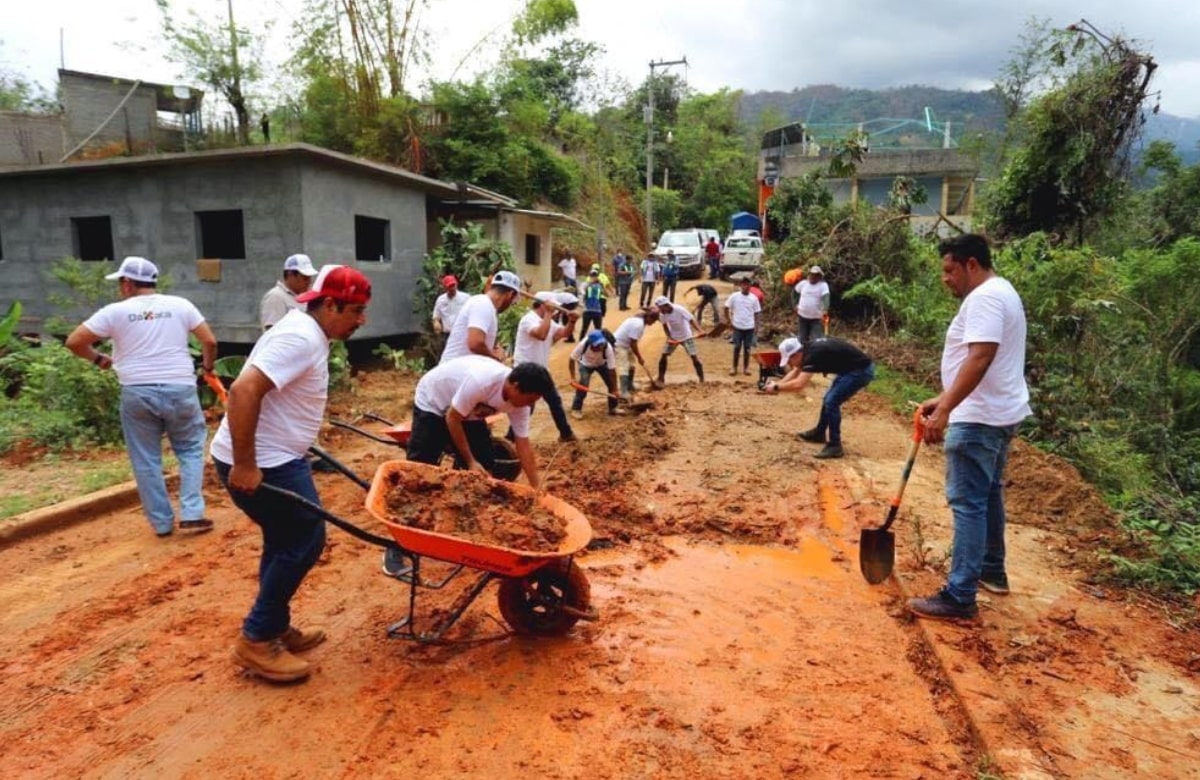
left=752, top=350, right=789, bottom=391
left=262, top=452, right=597, bottom=643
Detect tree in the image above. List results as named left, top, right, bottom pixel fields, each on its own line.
left=157, top=0, right=265, bottom=145
left=983, top=19, right=1159, bottom=245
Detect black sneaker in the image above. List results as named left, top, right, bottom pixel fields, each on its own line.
left=814, top=443, right=844, bottom=459
left=978, top=573, right=1010, bottom=595
left=796, top=428, right=825, bottom=443
left=908, top=591, right=979, bottom=621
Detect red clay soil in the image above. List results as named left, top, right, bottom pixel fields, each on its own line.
left=1, top=281, right=1198, bottom=779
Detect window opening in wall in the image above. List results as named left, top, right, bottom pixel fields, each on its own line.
left=355, top=215, right=390, bottom=261
left=524, top=233, right=540, bottom=265
left=71, top=216, right=114, bottom=261
left=196, top=209, right=246, bottom=259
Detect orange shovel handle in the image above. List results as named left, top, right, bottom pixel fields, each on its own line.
left=203, top=372, right=228, bottom=405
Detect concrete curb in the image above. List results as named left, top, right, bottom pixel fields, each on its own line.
left=0, top=474, right=178, bottom=546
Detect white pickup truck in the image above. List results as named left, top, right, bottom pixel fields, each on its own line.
left=720, top=236, right=764, bottom=276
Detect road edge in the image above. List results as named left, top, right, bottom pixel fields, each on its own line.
left=0, top=475, right=178, bottom=546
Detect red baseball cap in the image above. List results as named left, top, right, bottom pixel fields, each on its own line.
left=442, top=274, right=458, bottom=289
left=296, top=265, right=372, bottom=304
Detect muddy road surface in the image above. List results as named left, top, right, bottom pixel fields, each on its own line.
left=1, top=288, right=1198, bottom=779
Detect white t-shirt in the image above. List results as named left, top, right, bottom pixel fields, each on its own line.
left=571, top=340, right=617, bottom=370
left=639, top=259, right=659, bottom=282
left=558, top=257, right=577, bottom=280
left=209, top=309, right=330, bottom=468
left=83, top=293, right=205, bottom=386
left=659, top=306, right=696, bottom=341
left=513, top=309, right=561, bottom=367
left=440, top=294, right=497, bottom=363
left=942, top=276, right=1031, bottom=427
left=794, top=279, right=830, bottom=319
left=433, top=291, right=471, bottom=332
left=613, top=315, right=647, bottom=348
left=260, top=281, right=300, bottom=330
left=725, top=290, right=762, bottom=330
left=414, top=355, right=533, bottom=437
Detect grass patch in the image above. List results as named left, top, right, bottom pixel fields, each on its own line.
left=869, top=363, right=936, bottom=414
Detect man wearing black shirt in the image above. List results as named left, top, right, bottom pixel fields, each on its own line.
left=686, top=283, right=721, bottom=328
left=763, top=336, right=875, bottom=458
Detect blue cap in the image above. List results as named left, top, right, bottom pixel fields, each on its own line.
left=586, top=330, right=607, bottom=348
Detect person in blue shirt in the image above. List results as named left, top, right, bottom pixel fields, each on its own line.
left=578, top=268, right=605, bottom=339
left=660, top=250, right=680, bottom=302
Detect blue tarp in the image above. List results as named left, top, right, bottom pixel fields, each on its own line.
left=729, top=211, right=762, bottom=232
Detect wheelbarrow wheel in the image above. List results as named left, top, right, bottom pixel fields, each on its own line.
left=498, top=560, right=591, bottom=637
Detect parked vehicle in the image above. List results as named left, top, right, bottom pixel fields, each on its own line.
left=720, top=236, right=764, bottom=276
left=729, top=229, right=761, bottom=240
left=653, top=229, right=706, bottom=279
left=699, top=229, right=721, bottom=247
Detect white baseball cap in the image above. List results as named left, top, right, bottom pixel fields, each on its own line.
left=284, top=253, right=318, bottom=276
left=533, top=291, right=555, bottom=303
left=653, top=296, right=671, bottom=307
left=105, top=256, right=159, bottom=283
left=778, top=337, right=804, bottom=366
left=809, top=265, right=824, bottom=275
left=490, top=270, right=521, bottom=291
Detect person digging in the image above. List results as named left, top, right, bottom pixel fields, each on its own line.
left=654, top=296, right=705, bottom=385
left=762, top=336, right=875, bottom=459
left=568, top=330, right=624, bottom=418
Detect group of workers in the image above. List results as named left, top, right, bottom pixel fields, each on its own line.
left=64, top=230, right=1028, bottom=683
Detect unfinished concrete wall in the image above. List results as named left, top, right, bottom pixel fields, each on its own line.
left=0, top=112, right=64, bottom=166
left=0, top=156, right=306, bottom=342
left=60, top=72, right=160, bottom=153
left=298, top=161, right=429, bottom=338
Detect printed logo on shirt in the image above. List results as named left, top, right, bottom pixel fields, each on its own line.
left=128, top=310, right=174, bottom=322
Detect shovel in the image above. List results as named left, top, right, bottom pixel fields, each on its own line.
left=860, top=408, right=925, bottom=585
left=567, top=382, right=653, bottom=413
left=667, top=320, right=730, bottom=346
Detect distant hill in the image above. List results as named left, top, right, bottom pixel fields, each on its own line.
left=740, top=84, right=1200, bottom=165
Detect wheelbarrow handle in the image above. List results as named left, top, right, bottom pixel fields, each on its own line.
left=308, top=445, right=372, bottom=490
left=328, top=418, right=403, bottom=446
left=254, top=482, right=400, bottom=551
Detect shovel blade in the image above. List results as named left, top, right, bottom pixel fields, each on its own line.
left=859, top=528, right=895, bottom=584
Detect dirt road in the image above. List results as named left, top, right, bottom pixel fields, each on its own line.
left=1, top=282, right=1198, bottom=779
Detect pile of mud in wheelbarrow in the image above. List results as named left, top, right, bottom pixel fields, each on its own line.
left=271, top=413, right=598, bottom=644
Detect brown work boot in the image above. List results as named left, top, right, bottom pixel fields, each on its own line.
left=232, top=635, right=311, bottom=682
left=281, top=625, right=327, bottom=653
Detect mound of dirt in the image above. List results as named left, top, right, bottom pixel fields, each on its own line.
left=1004, top=441, right=1117, bottom=531
left=383, top=467, right=567, bottom=552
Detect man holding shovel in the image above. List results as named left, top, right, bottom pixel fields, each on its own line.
left=655, top=296, right=705, bottom=385
left=569, top=330, right=623, bottom=418
left=762, top=336, right=875, bottom=459
left=908, top=234, right=1030, bottom=622
left=210, top=264, right=371, bottom=683
left=66, top=256, right=218, bottom=538
left=512, top=292, right=578, bottom=442
left=612, top=307, right=660, bottom=399
left=439, top=270, right=521, bottom=364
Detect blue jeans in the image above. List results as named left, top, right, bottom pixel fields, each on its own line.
left=812, top=364, right=875, bottom=446
left=798, top=317, right=823, bottom=346
left=944, top=423, right=1018, bottom=606
left=120, top=384, right=207, bottom=534
left=572, top=365, right=617, bottom=412
left=214, top=458, right=327, bottom=641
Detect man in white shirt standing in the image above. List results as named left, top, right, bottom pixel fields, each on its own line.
left=724, top=276, right=762, bottom=376
left=558, top=253, right=578, bottom=291
left=513, top=292, right=578, bottom=442
left=66, top=256, right=218, bottom=538
left=439, top=270, right=521, bottom=363
left=655, top=296, right=705, bottom=385
left=431, top=274, right=469, bottom=335
left=638, top=251, right=660, bottom=308
left=210, top=264, right=371, bottom=682
left=909, top=234, right=1030, bottom=622
left=612, top=307, right=659, bottom=399
left=794, top=265, right=830, bottom=346
left=260, top=253, right=318, bottom=330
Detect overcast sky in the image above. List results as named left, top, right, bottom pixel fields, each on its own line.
left=4, top=0, right=1199, bottom=118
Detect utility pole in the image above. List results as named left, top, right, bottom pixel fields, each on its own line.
left=645, top=57, right=686, bottom=245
